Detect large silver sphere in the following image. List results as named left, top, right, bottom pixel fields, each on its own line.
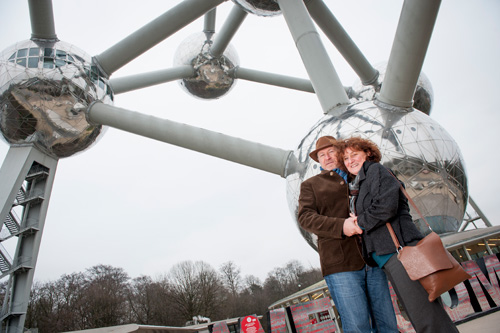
left=286, top=100, right=467, bottom=250
left=0, top=40, right=112, bottom=158
left=350, top=63, right=434, bottom=115
left=232, top=0, right=281, bottom=17
left=174, top=33, right=239, bottom=100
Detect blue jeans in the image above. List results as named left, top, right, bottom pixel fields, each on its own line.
left=324, top=265, right=398, bottom=333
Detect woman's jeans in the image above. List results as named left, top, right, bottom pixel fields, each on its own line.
left=324, top=265, right=398, bottom=333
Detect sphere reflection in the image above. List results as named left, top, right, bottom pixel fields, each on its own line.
left=232, top=0, right=281, bottom=17
left=286, top=101, right=467, bottom=251
left=174, top=33, right=239, bottom=100
left=350, top=63, right=434, bottom=115
left=0, top=40, right=112, bottom=158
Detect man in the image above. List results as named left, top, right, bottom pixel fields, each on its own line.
left=298, top=136, right=398, bottom=333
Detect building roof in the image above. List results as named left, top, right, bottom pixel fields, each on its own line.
left=64, top=324, right=198, bottom=333
left=268, top=279, right=328, bottom=309
left=440, top=225, right=500, bottom=251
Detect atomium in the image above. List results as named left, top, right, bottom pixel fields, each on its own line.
left=0, top=1, right=468, bottom=252
left=0, top=0, right=468, bottom=250
left=0, top=40, right=112, bottom=158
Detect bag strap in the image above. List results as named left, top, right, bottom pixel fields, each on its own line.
left=386, top=222, right=403, bottom=253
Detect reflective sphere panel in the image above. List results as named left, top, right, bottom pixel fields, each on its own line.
left=232, top=0, right=281, bottom=17
left=350, top=63, right=434, bottom=115
left=174, top=33, right=239, bottom=100
left=286, top=101, right=467, bottom=250
left=0, top=40, right=112, bottom=158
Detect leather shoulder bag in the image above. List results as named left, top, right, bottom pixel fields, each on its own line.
left=386, top=173, right=471, bottom=302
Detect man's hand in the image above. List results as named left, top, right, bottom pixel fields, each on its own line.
left=343, top=215, right=363, bottom=236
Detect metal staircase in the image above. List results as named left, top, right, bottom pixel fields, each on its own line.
left=0, top=151, right=56, bottom=333
left=0, top=245, right=12, bottom=274
left=2, top=213, right=20, bottom=240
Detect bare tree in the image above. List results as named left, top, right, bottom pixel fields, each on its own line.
left=127, top=275, right=179, bottom=326
left=168, top=261, right=199, bottom=323
left=219, top=261, right=242, bottom=318
left=198, top=261, right=224, bottom=319
left=0, top=280, right=7, bottom=310
left=219, top=261, right=242, bottom=296
left=25, top=274, right=88, bottom=332
left=297, top=265, right=323, bottom=290
left=168, top=261, right=224, bottom=324
left=239, top=275, right=268, bottom=318
left=80, top=264, right=130, bottom=329
left=24, top=260, right=322, bottom=331
left=54, top=272, right=87, bottom=331
left=243, top=275, right=263, bottom=293
left=25, top=281, right=57, bottom=331
left=150, top=275, right=182, bottom=326
left=128, top=276, right=155, bottom=324
left=265, top=260, right=307, bottom=297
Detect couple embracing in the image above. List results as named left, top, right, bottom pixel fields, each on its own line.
left=298, top=136, right=458, bottom=333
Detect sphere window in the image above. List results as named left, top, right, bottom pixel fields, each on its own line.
left=16, top=58, right=27, bottom=67
left=17, top=48, right=28, bottom=58
left=29, top=48, right=39, bottom=56
left=55, top=58, right=66, bottom=67
left=8, top=47, right=80, bottom=69
left=44, top=48, right=53, bottom=57
left=28, top=57, right=38, bottom=68
left=43, top=57, right=54, bottom=69
left=73, top=54, right=85, bottom=63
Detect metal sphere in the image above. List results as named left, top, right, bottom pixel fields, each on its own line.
left=232, top=0, right=281, bottom=17
left=286, top=100, right=467, bottom=251
left=0, top=39, right=112, bottom=158
left=174, top=33, right=239, bottom=100
left=350, top=63, right=434, bottom=115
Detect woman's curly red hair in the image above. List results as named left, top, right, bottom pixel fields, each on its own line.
left=341, top=137, right=382, bottom=163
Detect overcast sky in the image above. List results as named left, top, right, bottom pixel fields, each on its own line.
left=1, top=0, right=499, bottom=283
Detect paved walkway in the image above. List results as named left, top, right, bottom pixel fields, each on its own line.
left=456, top=310, right=500, bottom=333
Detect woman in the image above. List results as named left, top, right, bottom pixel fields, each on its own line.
left=341, top=137, right=458, bottom=333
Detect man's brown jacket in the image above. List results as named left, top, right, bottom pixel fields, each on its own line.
left=298, top=170, right=365, bottom=276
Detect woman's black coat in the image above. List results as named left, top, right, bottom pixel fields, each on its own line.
left=355, top=161, right=423, bottom=257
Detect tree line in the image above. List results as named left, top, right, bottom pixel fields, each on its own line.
left=16, top=260, right=322, bottom=332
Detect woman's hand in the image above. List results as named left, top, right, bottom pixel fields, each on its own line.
left=343, top=215, right=363, bottom=236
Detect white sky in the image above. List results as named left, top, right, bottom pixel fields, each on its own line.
left=0, top=0, right=499, bottom=283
